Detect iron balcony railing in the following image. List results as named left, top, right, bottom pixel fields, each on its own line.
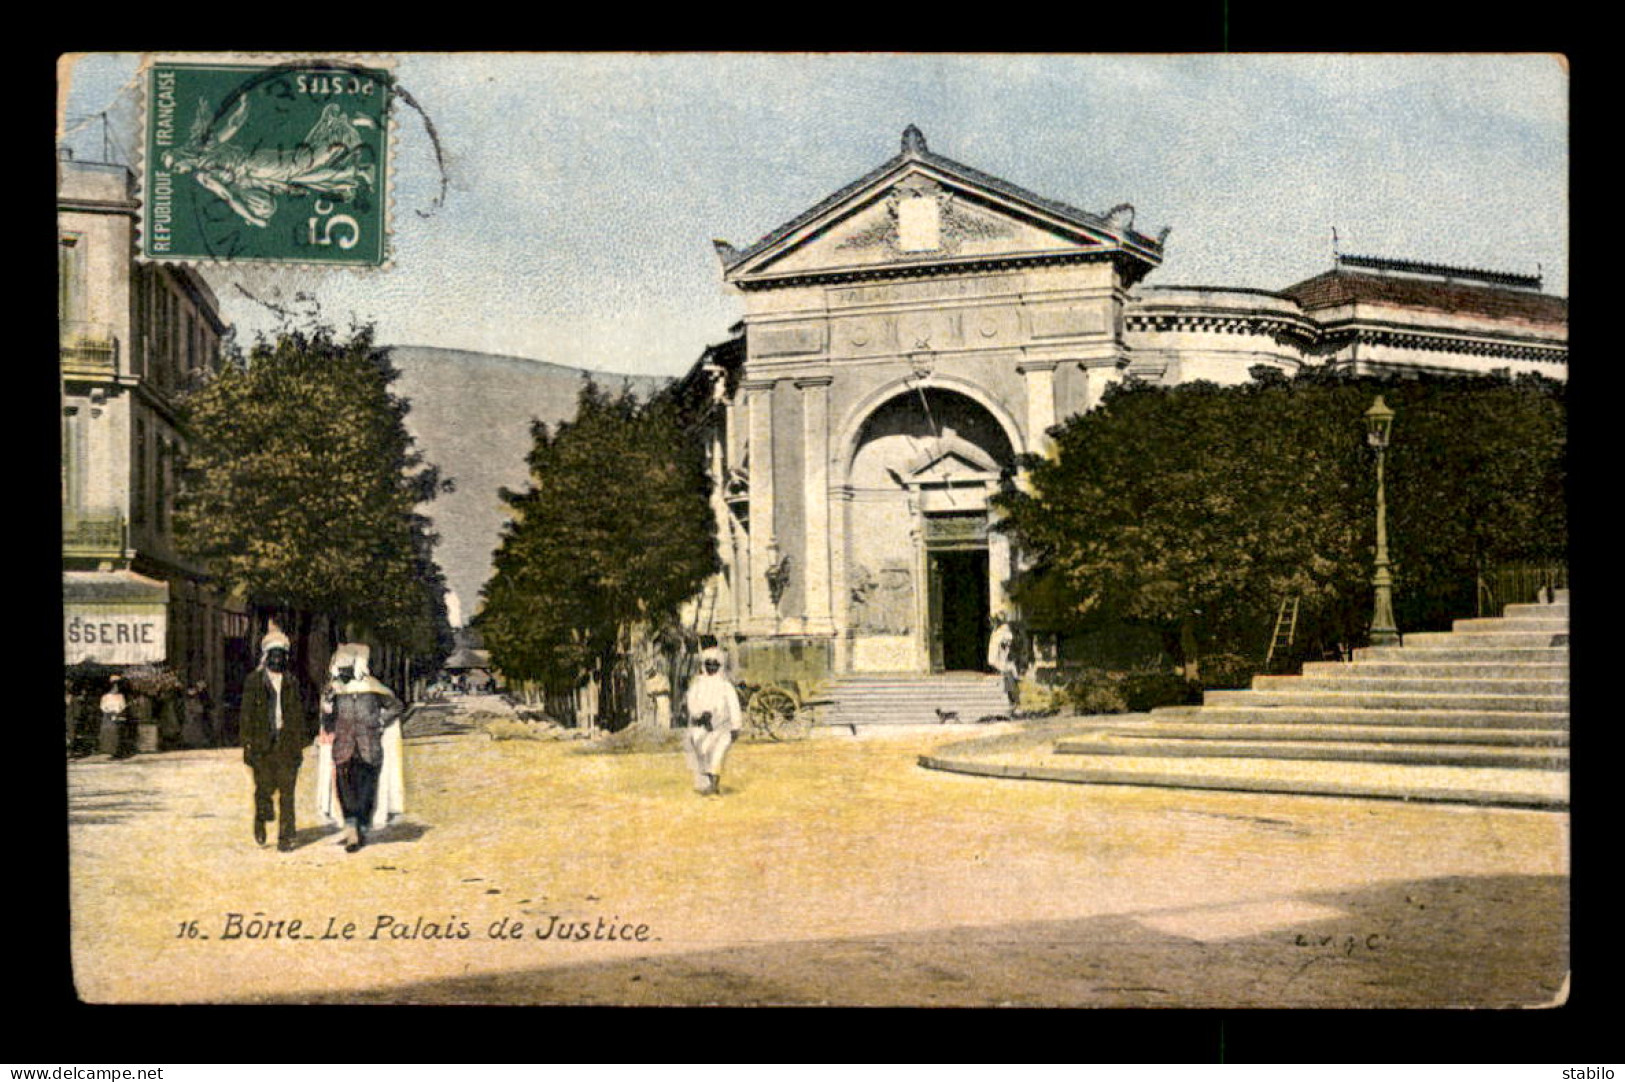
left=1477, top=562, right=1568, bottom=617
left=60, top=321, right=118, bottom=380
left=63, top=508, right=127, bottom=559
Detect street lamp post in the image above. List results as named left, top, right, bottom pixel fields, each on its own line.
left=1365, top=395, right=1400, bottom=646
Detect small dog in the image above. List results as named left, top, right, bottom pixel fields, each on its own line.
left=935, top=708, right=959, bottom=724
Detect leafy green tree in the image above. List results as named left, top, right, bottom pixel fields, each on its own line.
left=1381, top=371, right=1567, bottom=628
left=996, top=368, right=1565, bottom=679
left=480, top=379, right=719, bottom=727
left=175, top=323, right=453, bottom=681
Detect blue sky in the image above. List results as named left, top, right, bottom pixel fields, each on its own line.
left=58, top=53, right=1568, bottom=378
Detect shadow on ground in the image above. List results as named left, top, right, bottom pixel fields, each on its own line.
left=243, top=873, right=1567, bottom=1007
left=68, top=787, right=165, bottom=825
left=283, top=820, right=435, bottom=851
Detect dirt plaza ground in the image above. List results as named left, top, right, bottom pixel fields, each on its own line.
left=67, top=708, right=1569, bottom=1008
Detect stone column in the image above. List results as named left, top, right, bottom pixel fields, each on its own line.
left=1079, top=358, right=1127, bottom=415
left=987, top=509, right=1012, bottom=620
left=830, top=485, right=852, bottom=673
left=722, top=395, right=745, bottom=633
left=744, top=378, right=777, bottom=629
left=796, top=376, right=834, bottom=634
left=1018, top=360, right=1059, bottom=456
left=910, top=505, right=929, bottom=673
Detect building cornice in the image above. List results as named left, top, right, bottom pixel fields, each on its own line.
left=723, top=131, right=1164, bottom=276
left=1126, top=310, right=1321, bottom=347
left=1126, top=308, right=1568, bottom=366
left=58, top=197, right=140, bottom=217
left=1338, top=325, right=1569, bottom=364
left=737, top=249, right=1144, bottom=292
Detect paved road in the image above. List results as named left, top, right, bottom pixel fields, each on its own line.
left=67, top=714, right=1568, bottom=1006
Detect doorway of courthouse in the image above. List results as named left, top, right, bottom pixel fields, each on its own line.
left=928, top=546, right=990, bottom=672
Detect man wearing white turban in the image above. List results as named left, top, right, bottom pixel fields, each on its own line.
left=682, top=647, right=744, bottom=796
left=239, top=625, right=313, bottom=851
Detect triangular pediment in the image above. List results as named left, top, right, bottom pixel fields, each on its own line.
left=720, top=133, right=1164, bottom=286
left=904, top=431, right=1002, bottom=482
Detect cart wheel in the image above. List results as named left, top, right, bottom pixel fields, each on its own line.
left=747, top=686, right=800, bottom=742
left=771, top=706, right=814, bottom=742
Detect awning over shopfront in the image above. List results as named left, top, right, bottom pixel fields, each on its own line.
left=64, top=570, right=169, bottom=665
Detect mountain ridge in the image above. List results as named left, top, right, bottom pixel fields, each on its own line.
left=385, top=344, right=674, bottom=625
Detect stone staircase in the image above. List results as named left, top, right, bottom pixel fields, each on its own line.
left=1047, top=591, right=1570, bottom=808
left=823, top=672, right=1012, bottom=728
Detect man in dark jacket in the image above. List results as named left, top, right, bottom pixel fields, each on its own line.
left=239, top=626, right=313, bottom=851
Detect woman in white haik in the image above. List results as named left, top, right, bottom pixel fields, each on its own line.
left=316, top=644, right=406, bottom=834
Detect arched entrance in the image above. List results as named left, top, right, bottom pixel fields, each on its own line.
left=839, top=386, right=1018, bottom=672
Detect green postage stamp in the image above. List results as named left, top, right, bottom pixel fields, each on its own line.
left=142, top=59, right=391, bottom=266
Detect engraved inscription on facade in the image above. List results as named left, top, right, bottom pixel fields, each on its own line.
left=829, top=273, right=1027, bottom=309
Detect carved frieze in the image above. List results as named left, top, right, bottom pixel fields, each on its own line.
left=897, top=309, right=961, bottom=352
left=834, top=179, right=1020, bottom=263
left=849, top=560, right=914, bottom=634
left=831, top=315, right=891, bottom=357
left=967, top=305, right=1020, bottom=344
left=1027, top=300, right=1109, bottom=339
left=923, top=512, right=989, bottom=544
left=754, top=322, right=827, bottom=357
left=829, top=302, right=1024, bottom=358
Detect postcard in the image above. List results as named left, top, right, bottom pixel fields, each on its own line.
left=57, top=52, right=1568, bottom=1008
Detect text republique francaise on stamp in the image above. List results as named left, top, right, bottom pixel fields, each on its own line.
left=142, top=58, right=391, bottom=267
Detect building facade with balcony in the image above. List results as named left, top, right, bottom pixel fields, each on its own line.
left=59, top=153, right=249, bottom=722
left=684, top=128, right=1568, bottom=681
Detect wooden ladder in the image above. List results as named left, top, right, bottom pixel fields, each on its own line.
left=1266, top=595, right=1300, bottom=667
left=693, top=577, right=721, bottom=638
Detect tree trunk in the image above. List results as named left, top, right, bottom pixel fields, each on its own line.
left=1179, top=615, right=1202, bottom=683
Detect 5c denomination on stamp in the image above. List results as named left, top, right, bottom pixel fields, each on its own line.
left=142, top=58, right=392, bottom=266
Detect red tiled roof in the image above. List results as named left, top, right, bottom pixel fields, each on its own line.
left=1280, top=269, right=1567, bottom=326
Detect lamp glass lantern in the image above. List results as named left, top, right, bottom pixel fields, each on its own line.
left=1365, top=396, right=1394, bottom=450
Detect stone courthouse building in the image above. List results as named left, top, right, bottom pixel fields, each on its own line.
left=687, top=127, right=1568, bottom=680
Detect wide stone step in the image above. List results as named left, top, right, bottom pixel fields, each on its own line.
left=1404, top=630, right=1569, bottom=648
left=1202, top=689, right=1569, bottom=713
left=831, top=686, right=1004, bottom=696
left=1503, top=602, right=1569, bottom=619
left=1054, top=735, right=1568, bottom=770
left=919, top=750, right=1569, bottom=809
left=828, top=709, right=1009, bottom=725
left=1353, top=645, right=1566, bottom=663
left=826, top=673, right=1011, bottom=726
left=1251, top=674, right=1568, bottom=695
left=835, top=673, right=1002, bottom=680
left=831, top=684, right=1006, bottom=694
left=829, top=693, right=1009, bottom=708
left=1071, top=720, right=1567, bottom=746
left=1453, top=616, right=1568, bottom=632
left=1152, top=704, right=1568, bottom=730
left=1300, top=660, right=1569, bottom=679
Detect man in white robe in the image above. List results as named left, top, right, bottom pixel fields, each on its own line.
left=683, top=647, right=744, bottom=796
left=987, top=614, right=1018, bottom=705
